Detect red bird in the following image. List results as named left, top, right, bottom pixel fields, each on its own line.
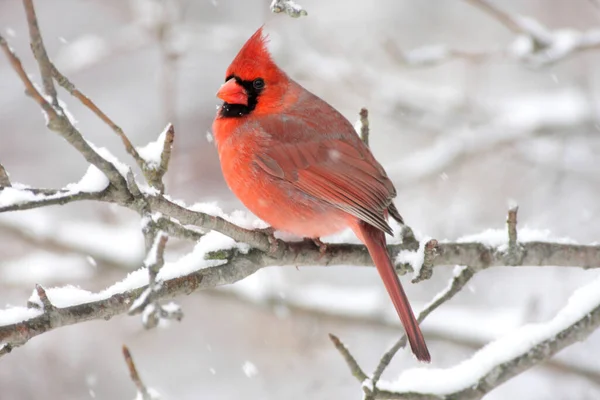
left=212, top=27, right=430, bottom=362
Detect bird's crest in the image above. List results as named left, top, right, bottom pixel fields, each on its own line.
left=226, top=26, right=281, bottom=82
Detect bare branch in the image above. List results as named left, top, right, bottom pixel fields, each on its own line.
left=505, top=206, right=523, bottom=267
left=0, top=163, right=10, bottom=187
left=270, top=0, right=307, bottom=18
left=507, top=206, right=518, bottom=249
left=329, top=334, right=369, bottom=383
left=357, top=108, right=370, bottom=147
left=0, top=35, right=130, bottom=196
left=129, top=229, right=182, bottom=330
left=34, top=284, right=54, bottom=311
left=0, top=34, right=56, bottom=116
left=122, top=345, right=159, bottom=400
left=22, top=0, right=59, bottom=107
left=50, top=63, right=147, bottom=172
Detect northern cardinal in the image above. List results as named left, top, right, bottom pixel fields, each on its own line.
left=212, top=27, right=430, bottom=362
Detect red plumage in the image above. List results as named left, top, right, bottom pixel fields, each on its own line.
left=212, top=27, right=431, bottom=362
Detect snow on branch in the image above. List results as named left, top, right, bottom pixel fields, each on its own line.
left=332, top=208, right=600, bottom=399
left=0, top=32, right=130, bottom=199
left=1, top=2, right=600, bottom=398
left=136, top=124, right=175, bottom=193
left=270, top=0, right=308, bottom=18
left=373, top=274, right=600, bottom=399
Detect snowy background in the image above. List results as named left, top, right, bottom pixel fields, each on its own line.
left=1, top=0, right=600, bottom=398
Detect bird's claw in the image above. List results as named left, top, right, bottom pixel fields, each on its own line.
left=256, top=226, right=279, bottom=255
left=311, top=237, right=328, bottom=259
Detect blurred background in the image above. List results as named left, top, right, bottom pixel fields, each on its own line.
left=1, top=0, right=600, bottom=398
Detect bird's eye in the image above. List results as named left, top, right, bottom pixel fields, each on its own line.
left=253, top=78, right=265, bottom=90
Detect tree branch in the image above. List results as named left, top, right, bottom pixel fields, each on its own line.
left=373, top=275, right=600, bottom=399
left=22, top=0, right=59, bottom=107
left=49, top=63, right=147, bottom=173
left=0, top=186, right=115, bottom=213
left=122, top=345, right=160, bottom=400
left=0, top=34, right=130, bottom=197
left=0, top=163, right=10, bottom=187
left=370, top=266, right=476, bottom=391
left=270, top=0, right=308, bottom=18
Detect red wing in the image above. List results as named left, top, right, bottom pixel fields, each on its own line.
left=253, top=116, right=397, bottom=234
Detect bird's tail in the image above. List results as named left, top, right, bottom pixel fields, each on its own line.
left=355, top=221, right=431, bottom=362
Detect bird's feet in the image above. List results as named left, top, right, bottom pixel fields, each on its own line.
left=256, top=226, right=279, bottom=255
left=311, top=237, right=328, bottom=259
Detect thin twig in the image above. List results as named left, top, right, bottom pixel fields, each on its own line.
left=506, top=206, right=523, bottom=266
left=122, top=345, right=154, bottom=400
left=507, top=206, right=518, bottom=249
left=0, top=186, right=114, bottom=213
left=49, top=63, right=147, bottom=172
left=329, top=334, right=369, bottom=382
left=0, top=34, right=56, bottom=116
left=0, top=35, right=130, bottom=196
left=22, top=0, right=59, bottom=107
left=370, top=266, right=476, bottom=388
left=0, top=163, right=10, bottom=187
left=358, top=108, right=370, bottom=147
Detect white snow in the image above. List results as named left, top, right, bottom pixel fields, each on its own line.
left=134, top=388, right=161, bottom=400
left=379, top=274, right=600, bottom=395
left=395, top=237, right=432, bottom=279
left=144, top=231, right=167, bottom=268
left=6, top=223, right=249, bottom=321
left=86, top=256, right=98, bottom=267
left=141, top=302, right=156, bottom=326
left=86, top=141, right=130, bottom=177
left=136, top=125, right=170, bottom=170
left=0, top=306, right=42, bottom=326
left=5, top=27, right=16, bottom=37
left=0, top=187, right=43, bottom=206
left=242, top=361, right=258, bottom=377
left=65, top=165, right=109, bottom=192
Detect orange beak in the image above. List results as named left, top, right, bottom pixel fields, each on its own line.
left=216, top=78, right=248, bottom=106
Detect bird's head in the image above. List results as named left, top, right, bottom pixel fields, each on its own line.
left=217, top=26, right=289, bottom=118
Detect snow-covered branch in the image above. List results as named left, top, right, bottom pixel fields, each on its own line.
left=270, top=0, right=308, bottom=18
left=1, top=2, right=599, bottom=399
left=371, top=274, right=600, bottom=399
left=0, top=33, right=130, bottom=198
